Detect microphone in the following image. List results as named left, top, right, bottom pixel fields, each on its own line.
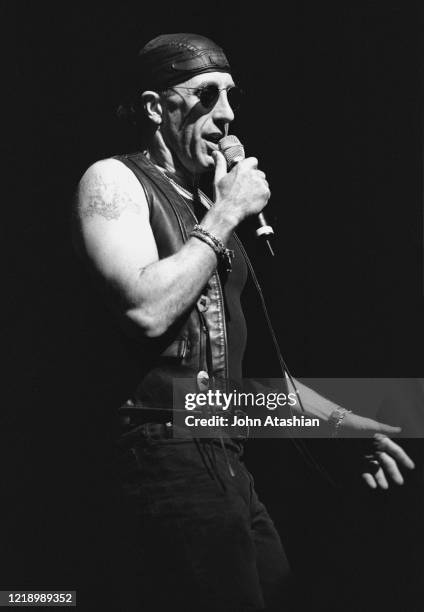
left=218, top=135, right=275, bottom=256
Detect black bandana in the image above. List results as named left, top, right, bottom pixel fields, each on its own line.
left=137, top=33, right=231, bottom=90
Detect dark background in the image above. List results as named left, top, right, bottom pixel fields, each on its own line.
left=3, top=2, right=423, bottom=610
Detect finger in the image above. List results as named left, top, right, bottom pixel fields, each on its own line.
left=261, top=181, right=270, bottom=193
left=362, top=473, right=377, bottom=489
left=363, top=454, right=380, bottom=475
left=243, top=156, right=258, bottom=169
left=212, top=150, right=228, bottom=183
left=377, top=451, right=404, bottom=485
left=374, top=467, right=389, bottom=490
left=372, top=421, right=402, bottom=435
left=374, top=435, right=415, bottom=470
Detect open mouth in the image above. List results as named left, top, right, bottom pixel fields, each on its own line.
left=204, top=134, right=222, bottom=149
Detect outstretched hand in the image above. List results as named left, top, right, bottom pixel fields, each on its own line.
left=337, top=413, right=415, bottom=488
left=361, top=434, right=415, bottom=489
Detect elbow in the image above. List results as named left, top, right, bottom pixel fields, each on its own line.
left=124, top=306, right=168, bottom=338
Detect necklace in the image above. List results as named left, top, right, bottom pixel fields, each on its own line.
left=160, top=170, right=194, bottom=200
left=155, top=165, right=213, bottom=212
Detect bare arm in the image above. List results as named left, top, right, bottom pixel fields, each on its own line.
left=73, top=152, right=269, bottom=337
left=285, top=377, right=415, bottom=488
left=288, top=377, right=402, bottom=434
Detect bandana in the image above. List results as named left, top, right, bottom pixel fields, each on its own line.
left=136, top=33, right=231, bottom=90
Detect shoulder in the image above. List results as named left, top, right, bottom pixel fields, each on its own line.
left=77, top=157, right=145, bottom=201
left=75, top=157, right=148, bottom=222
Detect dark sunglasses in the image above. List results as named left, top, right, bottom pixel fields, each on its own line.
left=170, top=84, right=243, bottom=110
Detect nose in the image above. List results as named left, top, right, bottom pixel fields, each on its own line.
left=212, top=90, right=235, bottom=125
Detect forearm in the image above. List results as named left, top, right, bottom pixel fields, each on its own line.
left=123, top=206, right=237, bottom=337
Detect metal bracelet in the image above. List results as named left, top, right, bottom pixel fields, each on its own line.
left=192, top=224, right=226, bottom=250
left=191, top=230, right=219, bottom=255
left=328, top=407, right=352, bottom=437
left=191, top=226, right=235, bottom=272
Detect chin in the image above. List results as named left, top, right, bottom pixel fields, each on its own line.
left=195, top=143, right=216, bottom=171
left=192, top=156, right=213, bottom=175
left=203, top=156, right=215, bottom=171
left=180, top=147, right=214, bottom=175
left=203, top=150, right=217, bottom=169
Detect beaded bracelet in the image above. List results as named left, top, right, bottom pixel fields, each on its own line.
left=190, top=224, right=235, bottom=272
left=328, top=407, right=352, bottom=437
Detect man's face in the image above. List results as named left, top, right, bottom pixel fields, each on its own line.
left=159, top=71, right=236, bottom=175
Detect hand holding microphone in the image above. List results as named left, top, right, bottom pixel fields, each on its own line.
left=214, top=135, right=275, bottom=255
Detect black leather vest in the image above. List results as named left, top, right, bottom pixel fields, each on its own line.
left=115, top=152, right=232, bottom=409
left=113, top=156, right=315, bottom=473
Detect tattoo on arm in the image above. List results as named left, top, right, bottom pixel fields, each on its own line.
left=80, top=173, right=142, bottom=220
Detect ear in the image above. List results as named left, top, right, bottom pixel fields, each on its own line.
left=141, top=91, right=163, bottom=125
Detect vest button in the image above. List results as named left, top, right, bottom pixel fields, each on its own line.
left=197, top=370, right=210, bottom=391
left=197, top=295, right=210, bottom=312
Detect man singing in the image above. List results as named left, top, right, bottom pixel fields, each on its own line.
left=73, top=33, right=414, bottom=611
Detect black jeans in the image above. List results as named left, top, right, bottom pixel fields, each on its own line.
left=113, top=424, right=292, bottom=611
